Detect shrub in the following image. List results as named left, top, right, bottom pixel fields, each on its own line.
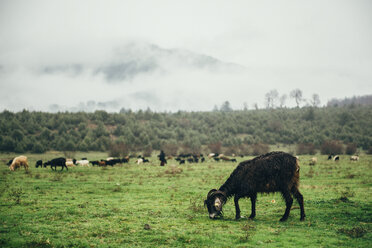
left=223, top=146, right=238, bottom=156
left=296, top=143, right=317, bottom=155
left=208, top=142, right=222, bottom=154
left=63, top=151, right=76, bottom=159
left=338, top=227, right=367, bottom=238
left=32, top=142, right=46, bottom=153
left=320, top=140, right=344, bottom=155
left=367, top=146, right=372, bottom=155
left=238, top=144, right=251, bottom=156
left=108, top=142, right=130, bottom=157
left=180, top=144, right=201, bottom=156
left=8, top=188, right=25, bottom=204
left=143, top=145, right=153, bottom=157
left=161, top=143, right=178, bottom=156
left=250, top=143, right=270, bottom=156
left=345, top=143, right=357, bottom=155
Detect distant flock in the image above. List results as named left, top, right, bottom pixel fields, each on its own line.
left=6, top=152, right=359, bottom=171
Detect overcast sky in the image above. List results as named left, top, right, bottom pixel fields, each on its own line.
left=0, top=0, right=371, bottom=112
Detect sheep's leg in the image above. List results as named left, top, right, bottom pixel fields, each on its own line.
left=280, top=190, right=293, bottom=222
left=291, top=187, right=306, bottom=221
left=249, top=193, right=257, bottom=219
left=234, top=195, right=241, bottom=220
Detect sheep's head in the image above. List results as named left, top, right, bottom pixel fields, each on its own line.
left=204, top=189, right=227, bottom=219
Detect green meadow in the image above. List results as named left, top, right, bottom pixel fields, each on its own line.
left=0, top=152, right=371, bottom=247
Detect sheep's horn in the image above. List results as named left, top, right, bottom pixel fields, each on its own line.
left=207, top=189, right=217, bottom=198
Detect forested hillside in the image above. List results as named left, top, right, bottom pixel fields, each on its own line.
left=0, top=105, right=371, bottom=154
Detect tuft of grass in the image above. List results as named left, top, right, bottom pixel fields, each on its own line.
left=188, top=197, right=204, bottom=214
left=305, top=167, right=314, bottom=178
left=164, top=165, right=183, bottom=175
left=8, top=187, right=24, bottom=204
left=50, top=173, right=64, bottom=182
left=112, top=184, right=122, bottom=192
left=240, top=222, right=256, bottom=241
left=338, top=226, right=367, bottom=238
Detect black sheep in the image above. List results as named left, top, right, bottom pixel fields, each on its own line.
left=44, top=157, right=68, bottom=171
left=90, top=161, right=99, bottom=166
left=6, top=159, right=13, bottom=166
left=205, top=151, right=305, bottom=222
left=35, top=160, right=43, bottom=168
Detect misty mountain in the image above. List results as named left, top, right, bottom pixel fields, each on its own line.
left=40, top=42, right=246, bottom=82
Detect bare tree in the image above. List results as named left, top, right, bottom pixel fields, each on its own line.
left=265, top=89, right=279, bottom=109
left=279, top=94, right=287, bottom=108
left=290, top=89, right=303, bottom=108
left=243, top=102, right=248, bottom=111
left=309, top=94, right=321, bottom=107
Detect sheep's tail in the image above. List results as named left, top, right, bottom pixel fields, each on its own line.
left=293, top=157, right=301, bottom=188
left=295, top=157, right=300, bottom=173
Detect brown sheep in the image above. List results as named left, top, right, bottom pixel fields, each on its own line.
left=9, top=156, right=29, bottom=171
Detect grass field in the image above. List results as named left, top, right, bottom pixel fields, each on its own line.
left=0, top=152, right=371, bottom=247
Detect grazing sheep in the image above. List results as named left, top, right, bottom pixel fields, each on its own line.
left=9, top=156, right=29, bottom=171
left=187, top=157, right=195, bottom=163
left=136, top=156, right=149, bottom=165
left=44, top=157, right=68, bottom=171
left=350, top=155, right=359, bottom=161
left=204, top=151, right=305, bottom=222
left=208, top=153, right=219, bottom=159
left=65, top=159, right=76, bottom=167
left=76, top=160, right=89, bottom=167
left=106, top=159, right=121, bottom=166
left=333, top=155, right=340, bottom=161
left=35, top=160, right=43, bottom=168
left=309, top=157, right=317, bottom=166
left=121, top=157, right=130, bottom=163
left=90, top=160, right=99, bottom=166
left=219, top=155, right=237, bottom=162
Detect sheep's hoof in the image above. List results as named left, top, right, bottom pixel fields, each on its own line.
left=248, top=215, right=255, bottom=220
left=279, top=216, right=288, bottom=222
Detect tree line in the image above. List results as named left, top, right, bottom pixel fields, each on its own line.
left=0, top=105, right=371, bottom=155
